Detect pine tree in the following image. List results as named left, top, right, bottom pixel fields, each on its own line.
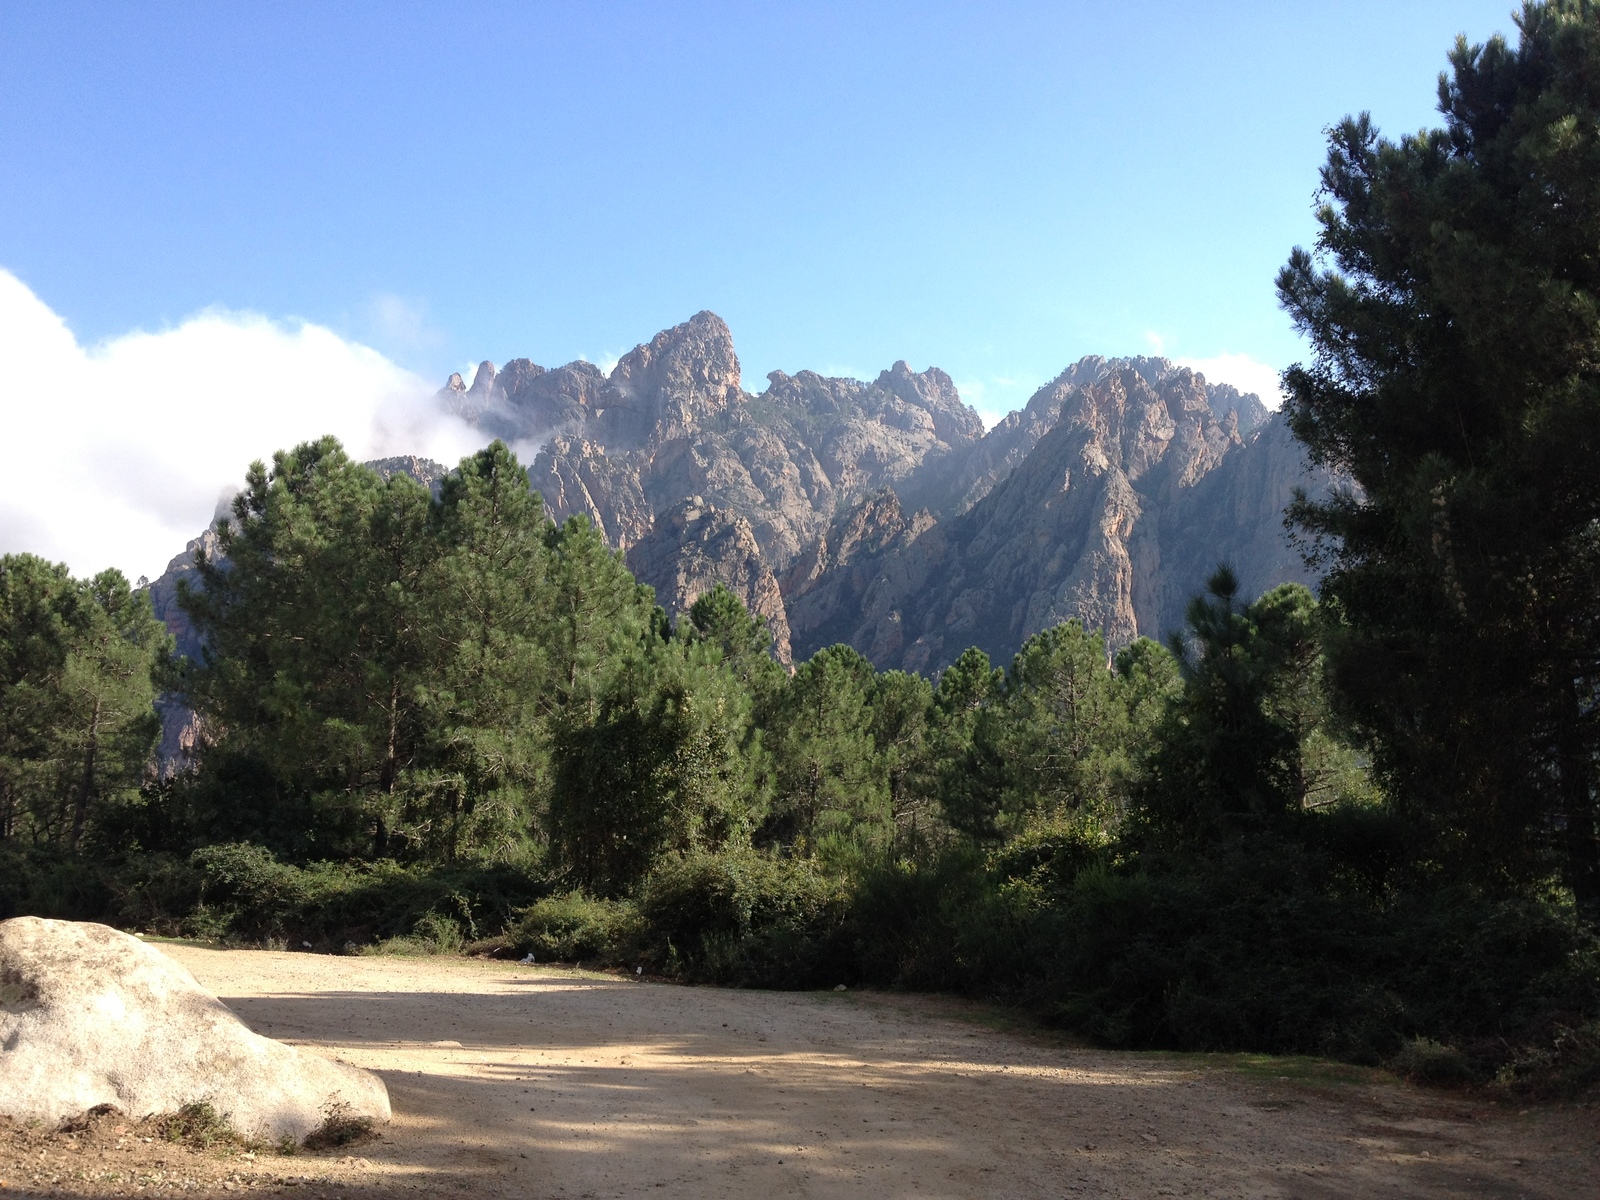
left=1137, top=571, right=1322, bottom=838
left=1278, top=1, right=1600, bottom=900
left=0, top=556, right=166, bottom=847
left=765, top=644, right=886, bottom=854
left=179, top=437, right=437, bottom=855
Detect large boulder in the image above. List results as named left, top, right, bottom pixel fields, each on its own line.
left=0, top=917, right=390, bottom=1141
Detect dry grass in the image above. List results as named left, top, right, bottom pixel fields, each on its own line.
left=0, top=1103, right=362, bottom=1197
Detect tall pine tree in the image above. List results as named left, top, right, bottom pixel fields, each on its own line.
left=1279, top=1, right=1600, bottom=901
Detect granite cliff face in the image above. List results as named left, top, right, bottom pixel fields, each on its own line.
left=781, top=363, right=1325, bottom=671
left=440, top=311, right=988, bottom=639
left=626, top=498, right=794, bottom=664
left=432, top=315, right=1323, bottom=673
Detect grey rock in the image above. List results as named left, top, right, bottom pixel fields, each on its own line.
left=785, top=363, right=1328, bottom=671
left=627, top=497, right=793, bottom=664
left=0, top=917, right=389, bottom=1141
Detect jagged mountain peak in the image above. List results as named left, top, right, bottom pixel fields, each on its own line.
left=604, top=310, right=744, bottom=442
left=422, top=316, right=1314, bottom=677
left=1042, top=354, right=1270, bottom=435
left=468, top=360, right=498, bottom=396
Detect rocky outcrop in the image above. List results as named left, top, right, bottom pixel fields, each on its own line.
left=434, top=312, right=991, bottom=640
left=779, top=490, right=935, bottom=664
left=897, top=354, right=1269, bottom=521
left=600, top=310, right=746, bottom=444
left=433, top=316, right=977, bottom=558
left=0, top=917, right=390, bottom=1141
left=145, top=530, right=218, bottom=775
left=433, top=321, right=1324, bottom=675
left=1204, top=381, right=1270, bottom=437
left=1135, top=412, right=1327, bottom=638
left=627, top=498, right=793, bottom=664
left=784, top=363, right=1329, bottom=671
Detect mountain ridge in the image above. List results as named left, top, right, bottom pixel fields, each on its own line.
left=428, top=312, right=1322, bottom=670
left=151, top=312, right=1322, bottom=697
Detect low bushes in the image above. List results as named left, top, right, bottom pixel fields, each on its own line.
left=4, top=833, right=1596, bottom=1095
left=182, top=844, right=547, bottom=950
left=0, top=841, right=548, bottom=952
left=640, top=848, right=849, bottom=987
left=504, top=892, right=645, bottom=965
left=827, top=834, right=1600, bottom=1094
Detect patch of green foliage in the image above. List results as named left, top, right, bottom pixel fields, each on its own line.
left=153, top=1102, right=244, bottom=1151
left=504, top=892, right=645, bottom=964
left=300, top=1101, right=376, bottom=1152
left=641, top=848, right=849, bottom=986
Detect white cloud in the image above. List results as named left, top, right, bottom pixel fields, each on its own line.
left=1175, top=352, right=1284, bottom=409
left=366, top=292, right=444, bottom=354
left=0, top=269, right=485, bottom=583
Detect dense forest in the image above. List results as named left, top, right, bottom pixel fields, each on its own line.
left=5, top=0, right=1600, bottom=1095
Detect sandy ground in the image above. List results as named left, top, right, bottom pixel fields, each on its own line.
left=6, top=944, right=1599, bottom=1199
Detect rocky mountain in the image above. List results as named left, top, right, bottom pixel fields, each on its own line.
left=437, top=313, right=983, bottom=564
left=435, top=316, right=1322, bottom=671
left=781, top=368, right=1325, bottom=671
left=625, top=498, right=794, bottom=663
left=431, top=311, right=997, bottom=646
left=147, top=528, right=218, bottom=772
left=152, top=311, right=1322, bottom=726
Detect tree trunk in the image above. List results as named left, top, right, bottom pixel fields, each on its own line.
left=374, top=679, right=399, bottom=859
left=1558, top=673, right=1599, bottom=910
left=70, top=697, right=102, bottom=850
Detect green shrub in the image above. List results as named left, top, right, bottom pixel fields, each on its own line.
left=1493, top=1019, right=1600, bottom=1098
left=185, top=843, right=545, bottom=949
left=1025, top=838, right=1600, bottom=1067
left=301, top=1101, right=376, bottom=1151
left=0, top=843, right=116, bottom=922
left=366, top=909, right=470, bottom=956
left=153, top=1101, right=242, bottom=1150
left=987, top=816, right=1111, bottom=896
left=847, top=846, right=1034, bottom=993
left=505, top=892, right=644, bottom=964
left=1391, top=1038, right=1474, bottom=1085
left=641, top=848, right=848, bottom=986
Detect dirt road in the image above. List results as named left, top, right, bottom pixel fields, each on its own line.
left=21, top=943, right=1600, bottom=1198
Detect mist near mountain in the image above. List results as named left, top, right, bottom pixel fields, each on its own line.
left=0, top=270, right=481, bottom=581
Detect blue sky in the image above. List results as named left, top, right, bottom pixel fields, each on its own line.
left=0, top=1, right=1523, bottom=577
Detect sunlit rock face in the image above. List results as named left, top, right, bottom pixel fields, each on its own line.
left=783, top=363, right=1327, bottom=671
left=440, top=319, right=1323, bottom=673
left=627, top=497, right=794, bottom=665
left=438, top=312, right=991, bottom=649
